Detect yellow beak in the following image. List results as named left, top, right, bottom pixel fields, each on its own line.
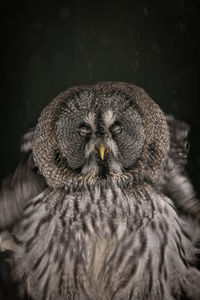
left=99, top=144, right=106, bottom=160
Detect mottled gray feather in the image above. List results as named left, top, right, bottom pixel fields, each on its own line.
left=0, top=82, right=200, bottom=300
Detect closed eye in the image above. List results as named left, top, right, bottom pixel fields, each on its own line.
left=78, top=123, right=92, bottom=137
left=109, top=121, right=122, bottom=135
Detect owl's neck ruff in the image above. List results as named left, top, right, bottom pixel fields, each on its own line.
left=42, top=179, right=160, bottom=235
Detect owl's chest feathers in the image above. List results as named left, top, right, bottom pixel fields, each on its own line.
left=14, top=184, right=195, bottom=299
left=46, top=183, right=158, bottom=237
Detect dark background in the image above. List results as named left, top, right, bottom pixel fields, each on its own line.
left=1, top=0, right=200, bottom=192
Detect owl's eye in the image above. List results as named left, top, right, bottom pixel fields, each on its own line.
left=78, top=123, right=92, bottom=137
left=109, top=121, right=122, bottom=135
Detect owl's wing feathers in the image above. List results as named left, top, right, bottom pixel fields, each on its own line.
left=156, top=116, right=200, bottom=251
left=157, top=115, right=200, bottom=217
left=0, top=129, right=46, bottom=231
left=167, top=115, right=190, bottom=168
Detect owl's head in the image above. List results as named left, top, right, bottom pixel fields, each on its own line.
left=32, top=82, right=169, bottom=188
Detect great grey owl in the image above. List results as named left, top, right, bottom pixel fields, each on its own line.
left=0, top=81, right=200, bottom=300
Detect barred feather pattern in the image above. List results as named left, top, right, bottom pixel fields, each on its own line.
left=12, top=182, right=200, bottom=300
left=0, top=153, right=46, bottom=231
left=157, top=116, right=200, bottom=248
left=1, top=83, right=200, bottom=300
left=157, top=115, right=199, bottom=217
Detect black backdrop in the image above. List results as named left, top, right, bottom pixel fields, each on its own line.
left=1, top=0, right=200, bottom=192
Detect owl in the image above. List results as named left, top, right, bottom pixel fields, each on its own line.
left=0, top=82, right=200, bottom=300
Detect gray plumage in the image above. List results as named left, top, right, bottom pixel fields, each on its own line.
left=0, top=82, right=200, bottom=299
